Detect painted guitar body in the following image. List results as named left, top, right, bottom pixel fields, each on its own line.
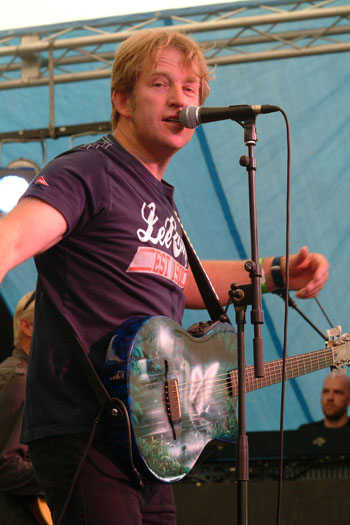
left=104, top=316, right=350, bottom=483
left=104, top=316, right=238, bottom=483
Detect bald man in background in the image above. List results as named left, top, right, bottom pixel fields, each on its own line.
left=299, top=373, right=350, bottom=429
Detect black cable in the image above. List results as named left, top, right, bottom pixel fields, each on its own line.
left=275, top=108, right=291, bottom=525
left=314, top=297, right=334, bottom=328
left=56, top=398, right=144, bottom=524
left=57, top=407, right=103, bottom=525
left=273, top=289, right=326, bottom=341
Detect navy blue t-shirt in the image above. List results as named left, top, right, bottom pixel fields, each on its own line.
left=21, top=135, right=188, bottom=443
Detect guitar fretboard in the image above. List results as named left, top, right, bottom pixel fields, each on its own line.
left=228, top=347, right=334, bottom=396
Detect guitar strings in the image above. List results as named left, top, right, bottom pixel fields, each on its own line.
left=165, top=348, right=334, bottom=410
left=173, top=348, right=333, bottom=394
left=128, top=347, right=335, bottom=422
left=128, top=349, right=336, bottom=435
left=131, top=357, right=320, bottom=433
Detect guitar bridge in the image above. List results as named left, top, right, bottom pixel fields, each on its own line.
left=164, top=360, right=181, bottom=439
left=227, top=369, right=237, bottom=397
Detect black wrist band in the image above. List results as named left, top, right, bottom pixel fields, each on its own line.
left=271, top=256, right=284, bottom=288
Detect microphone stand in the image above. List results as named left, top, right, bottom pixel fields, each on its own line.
left=229, top=116, right=265, bottom=525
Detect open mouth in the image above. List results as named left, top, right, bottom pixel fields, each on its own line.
left=164, top=116, right=181, bottom=124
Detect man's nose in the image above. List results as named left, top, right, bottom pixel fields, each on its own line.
left=168, top=84, right=186, bottom=107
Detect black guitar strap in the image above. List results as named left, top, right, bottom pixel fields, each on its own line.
left=175, top=211, right=229, bottom=323
left=38, top=278, right=142, bottom=490
left=38, top=277, right=118, bottom=416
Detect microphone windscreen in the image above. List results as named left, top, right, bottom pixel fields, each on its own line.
left=179, top=106, right=199, bottom=129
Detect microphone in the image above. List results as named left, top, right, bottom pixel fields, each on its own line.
left=179, top=104, right=280, bottom=129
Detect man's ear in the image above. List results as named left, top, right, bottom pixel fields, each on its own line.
left=112, top=89, right=131, bottom=118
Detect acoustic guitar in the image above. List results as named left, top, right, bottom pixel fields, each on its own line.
left=104, top=316, right=350, bottom=483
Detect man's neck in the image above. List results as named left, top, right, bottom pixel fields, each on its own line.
left=324, top=414, right=349, bottom=428
left=18, top=335, right=31, bottom=355
left=113, top=127, right=170, bottom=182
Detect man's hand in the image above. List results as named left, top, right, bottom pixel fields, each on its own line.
left=283, top=246, right=329, bottom=299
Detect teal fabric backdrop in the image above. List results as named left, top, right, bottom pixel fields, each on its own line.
left=1, top=0, right=349, bottom=431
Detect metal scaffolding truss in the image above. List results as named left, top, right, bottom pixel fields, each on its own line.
left=0, top=0, right=349, bottom=91
left=0, top=0, right=349, bottom=141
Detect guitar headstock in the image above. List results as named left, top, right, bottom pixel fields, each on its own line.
left=326, top=326, right=350, bottom=368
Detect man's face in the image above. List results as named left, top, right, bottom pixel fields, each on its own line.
left=125, top=46, right=200, bottom=162
left=321, top=375, right=350, bottom=420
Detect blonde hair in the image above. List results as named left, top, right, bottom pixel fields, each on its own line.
left=110, top=29, right=212, bottom=130
left=13, top=291, right=35, bottom=347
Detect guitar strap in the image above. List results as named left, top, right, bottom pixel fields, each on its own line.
left=175, top=211, right=229, bottom=323
left=38, top=278, right=143, bottom=488
left=37, top=277, right=118, bottom=416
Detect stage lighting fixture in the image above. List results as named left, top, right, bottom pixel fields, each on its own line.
left=0, top=158, right=40, bottom=214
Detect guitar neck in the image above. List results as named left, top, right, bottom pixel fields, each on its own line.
left=232, top=347, right=334, bottom=395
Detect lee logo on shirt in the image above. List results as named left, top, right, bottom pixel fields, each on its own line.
left=137, top=202, right=187, bottom=264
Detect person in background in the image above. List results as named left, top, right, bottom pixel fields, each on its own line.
left=299, top=372, right=350, bottom=429
left=0, top=291, right=47, bottom=524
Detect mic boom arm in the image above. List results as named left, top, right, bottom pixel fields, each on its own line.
left=179, top=104, right=280, bottom=128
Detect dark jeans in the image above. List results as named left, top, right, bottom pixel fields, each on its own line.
left=28, top=433, right=176, bottom=525
left=0, top=456, right=44, bottom=524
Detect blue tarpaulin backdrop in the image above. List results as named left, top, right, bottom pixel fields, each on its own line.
left=1, top=0, right=349, bottom=432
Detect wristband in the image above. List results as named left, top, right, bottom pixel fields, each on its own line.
left=271, top=256, right=284, bottom=288
left=259, top=257, right=267, bottom=294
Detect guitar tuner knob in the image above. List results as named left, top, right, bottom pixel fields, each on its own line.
left=326, top=325, right=342, bottom=341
